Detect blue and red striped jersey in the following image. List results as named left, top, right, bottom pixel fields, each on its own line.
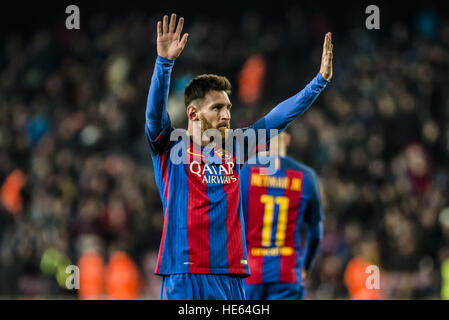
left=240, top=155, right=323, bottom=284
left=145, top=56, right=328, bottom=276
left=148, top=126, right=263, bottom=275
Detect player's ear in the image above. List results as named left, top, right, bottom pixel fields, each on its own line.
left=187, top=105, right=200, bottom=121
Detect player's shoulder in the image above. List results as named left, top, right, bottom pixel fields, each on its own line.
left=148, top=126, right=193, bottom=158
left=282, top=156, right=316, bottom=175
left=282, top=156, right=321, bottom=193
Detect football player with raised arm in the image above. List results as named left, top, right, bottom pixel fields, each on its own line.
left=145, top=13, right=333, bottom=300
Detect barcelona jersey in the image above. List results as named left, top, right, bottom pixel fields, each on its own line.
left=145, top=56, right=328, bottom=277
left=147, top=122, right=269, bottom=275
left=240, top=155, right=323, bottom=285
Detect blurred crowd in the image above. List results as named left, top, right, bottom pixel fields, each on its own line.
left=1, top=4, right=449, bottom=299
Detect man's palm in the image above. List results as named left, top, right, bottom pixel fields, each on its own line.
left=157, top=14, right=189, bottom=60
left=320, top=32, right=333, bottom=81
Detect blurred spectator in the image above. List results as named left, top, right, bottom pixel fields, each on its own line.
left=238, top=55, right=266, bottom=104
left=344, top=238, right=384, bottom=300
left=105, top=251, right=141, bottom=300
left=1, top=169, right=27, bottom=215
left=78, top=250, right=105, bottom=300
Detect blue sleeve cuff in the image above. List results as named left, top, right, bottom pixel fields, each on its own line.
left=316, top=72, right=330, bottom=84
left=156, top=55, right=175, bottom=67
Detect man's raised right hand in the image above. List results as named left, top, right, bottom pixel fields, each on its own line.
left=157, top=14, right=189, bottom=60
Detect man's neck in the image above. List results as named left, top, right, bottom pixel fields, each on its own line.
left=187, top=122, right=210, bottom=147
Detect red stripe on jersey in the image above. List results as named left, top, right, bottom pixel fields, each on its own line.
left=279, top=250, right=298, bottom=283
left=223, top=155, right=245, bottom=274
left=245, top=166, right=268, bottom=284
left=155, top=150, right=169, bottom=274
left=279, top=170, right=304, bottom=283
left=187, top=142, right=211, bottom=273
left=247, top=167, right=268, bottom=247
left=245, top=254, right=264, bottom=285
left=153, top=132, right=167, bottom=154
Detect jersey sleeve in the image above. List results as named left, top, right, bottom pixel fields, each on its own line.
left=145, top=56, right=175, bottom=155
left=241, top=118, right=271, bottom=163
left=303, top=169, right=324, bottom=225
left=303, top=222, right=323, bottom=270
left=242, top=73, right=328, bottom=164
left=302, top=169, right=324, bottom=270
left=263, top=72, right=329, bottom=132
left=239, top=162, right=253, bottom=226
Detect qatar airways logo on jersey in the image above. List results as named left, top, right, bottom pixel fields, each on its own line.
left=189, top=161, right=237, bottom=184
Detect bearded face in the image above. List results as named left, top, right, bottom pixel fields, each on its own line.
left=188, top=90, right=232, bottom=146
left=200, top=115, right=230, bottom=143
left=195, top=90, right=231, bottom=144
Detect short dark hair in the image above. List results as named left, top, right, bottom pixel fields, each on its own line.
left=184, top=74, right=231, bottom=108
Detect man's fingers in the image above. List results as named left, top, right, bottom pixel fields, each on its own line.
left=322, top=33, right=330, bottom=57
left=319, top=33, right=333, bottom=80
left=163, top=15, right=169, bottom=34
left=322, top=32, right=332, bottom=57
left=157, top=21, right=162, bottom=37
left=327, top=43, right=333, bottom=62
left=175, top=17, right=184, bottom=38
left=169, top=13, right=176, bottom=33
left=179, top=33, right=189, bottom=48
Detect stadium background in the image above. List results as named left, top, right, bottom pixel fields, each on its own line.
left=1, top=0, right=449, bottom=299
